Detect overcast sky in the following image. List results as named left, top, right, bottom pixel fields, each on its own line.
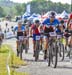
left=10, top=0, right=71, bottom=4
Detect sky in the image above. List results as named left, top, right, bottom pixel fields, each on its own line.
left=10, top=0, right=71, bottom=4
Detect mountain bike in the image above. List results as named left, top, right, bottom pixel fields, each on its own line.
left=17, top=36, right=24, bottom=60
left=35, top=35, right=41, bottom=61
left=23, top=36, right=29, bottom=54
left=66, top=30, right=72, bottom=59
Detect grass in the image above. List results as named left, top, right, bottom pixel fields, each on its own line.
left=0, top=45, right=28, bottom=75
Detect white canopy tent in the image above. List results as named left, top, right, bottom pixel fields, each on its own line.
left=28, top=13, right=41, bottom=20
left=59, top=10, right=69, bottom=18
left=22, top=12, right=30, bottom=21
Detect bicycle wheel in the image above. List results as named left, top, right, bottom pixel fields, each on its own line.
left=61, top=44, right=65, bottom=61
left=35, top=41, right=40, bottom=61
left=17, top=44, right=20, bottom=57
left=68, top=46, right=72, bottom=59
left=51, top=43, right=58, bottom=68
left=58, top=43, right=65, bottom=61
left=20, top=43, right=23, bottom=60
left=48, top=45, right=52, bottom=66
left=25, top=44, right=28, bottom=54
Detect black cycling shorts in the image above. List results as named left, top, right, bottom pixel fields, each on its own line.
left=17, top=32, right=23, bottom=40
left=44, top=27, right=54, bottom=36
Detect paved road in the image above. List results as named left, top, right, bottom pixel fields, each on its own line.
left=4, top=38, right=72, bottom=75
left=2, top=21, right=72, bottom=75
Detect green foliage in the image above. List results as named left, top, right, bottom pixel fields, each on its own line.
left=0, top=45, right=27, bottom=75
left=30, top=0, right=71, bottom=14
left=14, top=4, right=25, bottom=16
left=0, top=7, right=6, bottom=17
left=0, top=0, right=71, bottom=18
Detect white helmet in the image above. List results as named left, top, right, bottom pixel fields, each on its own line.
left=18, top=20, right=22, bottom=24
left=33, top=18, right=40, bottom=23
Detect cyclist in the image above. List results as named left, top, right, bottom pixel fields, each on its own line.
left=30, top=20, right=40, bottom=57
left=14, top=20, right=25, bottom=56
left=60, top=20, right=66, bottom=32
left=42, top=11, right=60, bottom=60
left=39, top=25, right=44, bottom=50
left=67, top=13, right=72, bottom=47
left=24, top=22, right=29, bottom=51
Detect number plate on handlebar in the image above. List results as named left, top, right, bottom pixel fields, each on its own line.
left=36, top=36, right=40, bottom=40
left=19, top=36, right=24, bottom=41
left=24, top=37, right=28, bottom=40
left=49, top=32, right=57, bottom=36
left=57, top=35, right=62, bottom=39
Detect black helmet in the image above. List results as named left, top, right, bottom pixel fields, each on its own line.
left=35, top=20, right=40, bottom=23
left=49, top=11, right=56, bottom=17
left=60, top=20, right=64, bottom=24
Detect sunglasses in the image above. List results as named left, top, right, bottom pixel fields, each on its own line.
left=50, top=16, right=55, bottom=18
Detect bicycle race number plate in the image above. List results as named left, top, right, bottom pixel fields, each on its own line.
left=36, top=36, right=40, bottom=40
left=24, top=37, right=27, bottom=40
left=49, top=32, right=57, bottom=36
left=57, top=35, right=62, bottom=39
left=19, top=36, right=24, bottom=41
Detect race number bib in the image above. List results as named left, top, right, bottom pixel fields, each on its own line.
left=36, top=36, right=40, bottom=40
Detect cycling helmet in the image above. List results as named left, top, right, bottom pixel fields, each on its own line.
left=18, top=20, right=22, bottom=24
left=33, top=18, right=40, bottom=23
left=49, top=11, right=56, bottom=18
left=70, top=13, right=72, bottom=19
left=60, top=20, right=64, bottom=24
left=35, top=20, right=40, bottom=23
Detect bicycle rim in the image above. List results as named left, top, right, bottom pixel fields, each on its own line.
left=51, top=46, right=58, bottom=68
left=35, top=41, right=40, bottom=61
left=48, top=46, right=52, bottom=66
left=57, top=43, right=64, bottom=61
left=20, top=44, right=23, bottom=60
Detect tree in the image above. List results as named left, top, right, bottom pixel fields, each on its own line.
left=28, top=0, right=70, bottom=14
left=0, top=0, right=71, bottom=18
left=14, top=4, right=26, bottom=16
left=0, top=7, right=5, bottom=17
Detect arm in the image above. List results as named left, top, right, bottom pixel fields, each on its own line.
left=67, top=18, right=71, bottom=29
left=42, top=19, right=48, bottom=25
left=56, top=19, right=61, bottom=30
left=30, top=26, right=32, bottom=36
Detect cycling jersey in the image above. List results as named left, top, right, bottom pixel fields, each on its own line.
left=70, top=13, right=72, bottom=19
left=42, top=18, right=60, bottom=26
left=31, top=24, right=40, bottom=35
left=42, top=18, right=60, bottom=33
left=14, top=25, right=25, bottom=40
left=14, top=25, right=25, bottom=32
left=31, top=24, right=40, bottom=41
